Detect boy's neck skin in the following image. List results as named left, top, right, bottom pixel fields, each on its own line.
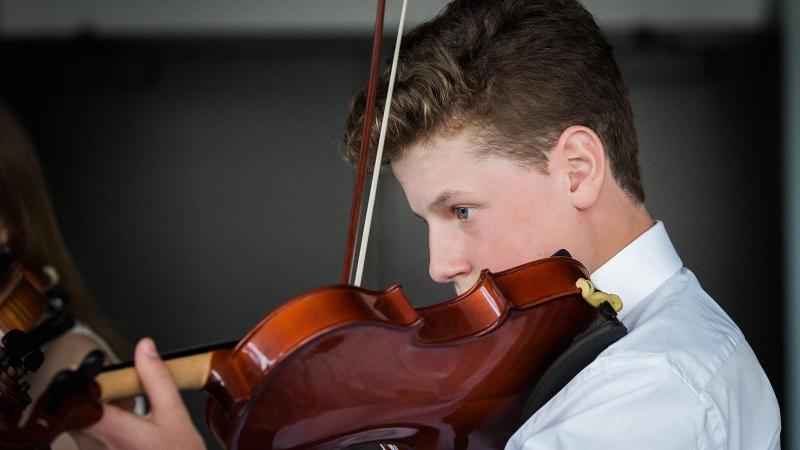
left=579, top=169, right=653, bottom=272
left=391, top=125, right=653, bottom=294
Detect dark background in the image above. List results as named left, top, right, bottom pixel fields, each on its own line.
left=0, top=8, right=787, bottom=450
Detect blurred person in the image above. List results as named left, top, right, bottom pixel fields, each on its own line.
left=0, top=103, right=126, bottom=449
left=80, top=0, right=782, bottom=449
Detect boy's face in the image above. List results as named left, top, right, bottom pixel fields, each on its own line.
left=392, top=128, right=582, bottom=295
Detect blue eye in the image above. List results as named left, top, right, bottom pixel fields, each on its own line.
left=453, top=206, right=473, bottom=221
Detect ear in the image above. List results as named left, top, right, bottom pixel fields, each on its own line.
left=552, top=126, right=606, bottom=210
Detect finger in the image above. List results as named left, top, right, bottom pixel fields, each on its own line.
left=71, top=430, right=109, bottom=450
left=82, top=402, right=151, bottom=448
left=134, top=338, right=190, bottom=422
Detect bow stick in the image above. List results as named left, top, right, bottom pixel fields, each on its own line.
left=342, top=0, right=409, bottom=287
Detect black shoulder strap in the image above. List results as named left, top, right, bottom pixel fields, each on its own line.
left=520, top=301, right=628, bottom=422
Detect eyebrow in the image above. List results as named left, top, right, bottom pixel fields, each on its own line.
left=428, top=189, right=467, bottom=213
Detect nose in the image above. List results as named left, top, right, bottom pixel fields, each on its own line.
left=427, top=227, right=472, bottom=286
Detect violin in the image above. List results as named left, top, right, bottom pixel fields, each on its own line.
left=0, top=260, right=49, bottom=442
left=11, top=256, right=617, bottom=450
left=0, top=250, right=74, bottom=344
left=1, top=1, right=625, bottom=448
left=0, top=244, right=79, bottom=443
left=0, top=329, right=44, bottom=446
left=0, top=263, right=50, bottom=335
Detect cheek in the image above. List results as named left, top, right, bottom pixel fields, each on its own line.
left=475, top=201, right=572, bottom=271
left=469, top=214, right=551, bottom=273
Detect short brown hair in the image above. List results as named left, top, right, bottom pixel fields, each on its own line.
left=343, top=0, right=644, bottom=202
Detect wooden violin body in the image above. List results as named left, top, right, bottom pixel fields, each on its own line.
left=0, top=265, right=50, bottom=335
left=0, top=265, right=52, bottom=448
left=6, top=255, right=603, bottom=450
left=203, top=256, right=596, bottom=449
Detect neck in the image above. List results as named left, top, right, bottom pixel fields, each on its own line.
left=581, top=193, right=653, bottom=274
left=96, top=340, right=235, bottom=401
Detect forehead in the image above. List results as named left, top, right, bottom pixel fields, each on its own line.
left=391, top=130, right=482, bottom=188
left=391, top=129, right=547, bottom=209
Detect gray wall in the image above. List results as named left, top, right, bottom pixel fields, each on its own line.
left=0, top=0, right=772, bottom=35
left=0, top=31, right=783, bottom=447
left=786, top=0, right=800, bottom=447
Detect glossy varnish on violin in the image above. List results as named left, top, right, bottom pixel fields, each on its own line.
left=0, top=265, right=49, bottom=334
left=203, top=256, right=597, bottom=449
left=4, top=257, right=603, bottom=450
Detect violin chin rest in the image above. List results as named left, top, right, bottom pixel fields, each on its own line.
left=519, top=302, right=628, bottom=422
left=551, top=249, right=572, bottom=258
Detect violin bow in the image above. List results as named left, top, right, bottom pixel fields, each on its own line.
left=341, top=0, right=409, bottom=287
left=341, top=3, right=409, bottom=448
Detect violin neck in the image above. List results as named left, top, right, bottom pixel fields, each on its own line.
left=96, top=340, right=235, bottom=402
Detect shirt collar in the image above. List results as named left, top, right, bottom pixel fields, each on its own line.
left=589, top=220, right=683, bottom=321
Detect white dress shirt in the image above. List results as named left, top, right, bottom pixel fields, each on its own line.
left=505, top=221, right=781, bottom=450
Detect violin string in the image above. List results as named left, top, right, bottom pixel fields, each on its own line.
left=353, top=0, right=409, bottom=287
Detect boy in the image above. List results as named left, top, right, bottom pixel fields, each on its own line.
left=80, top=0, right=780, bottom=448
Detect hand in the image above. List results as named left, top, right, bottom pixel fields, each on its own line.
left=74, top=338, right=206, bottom=450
